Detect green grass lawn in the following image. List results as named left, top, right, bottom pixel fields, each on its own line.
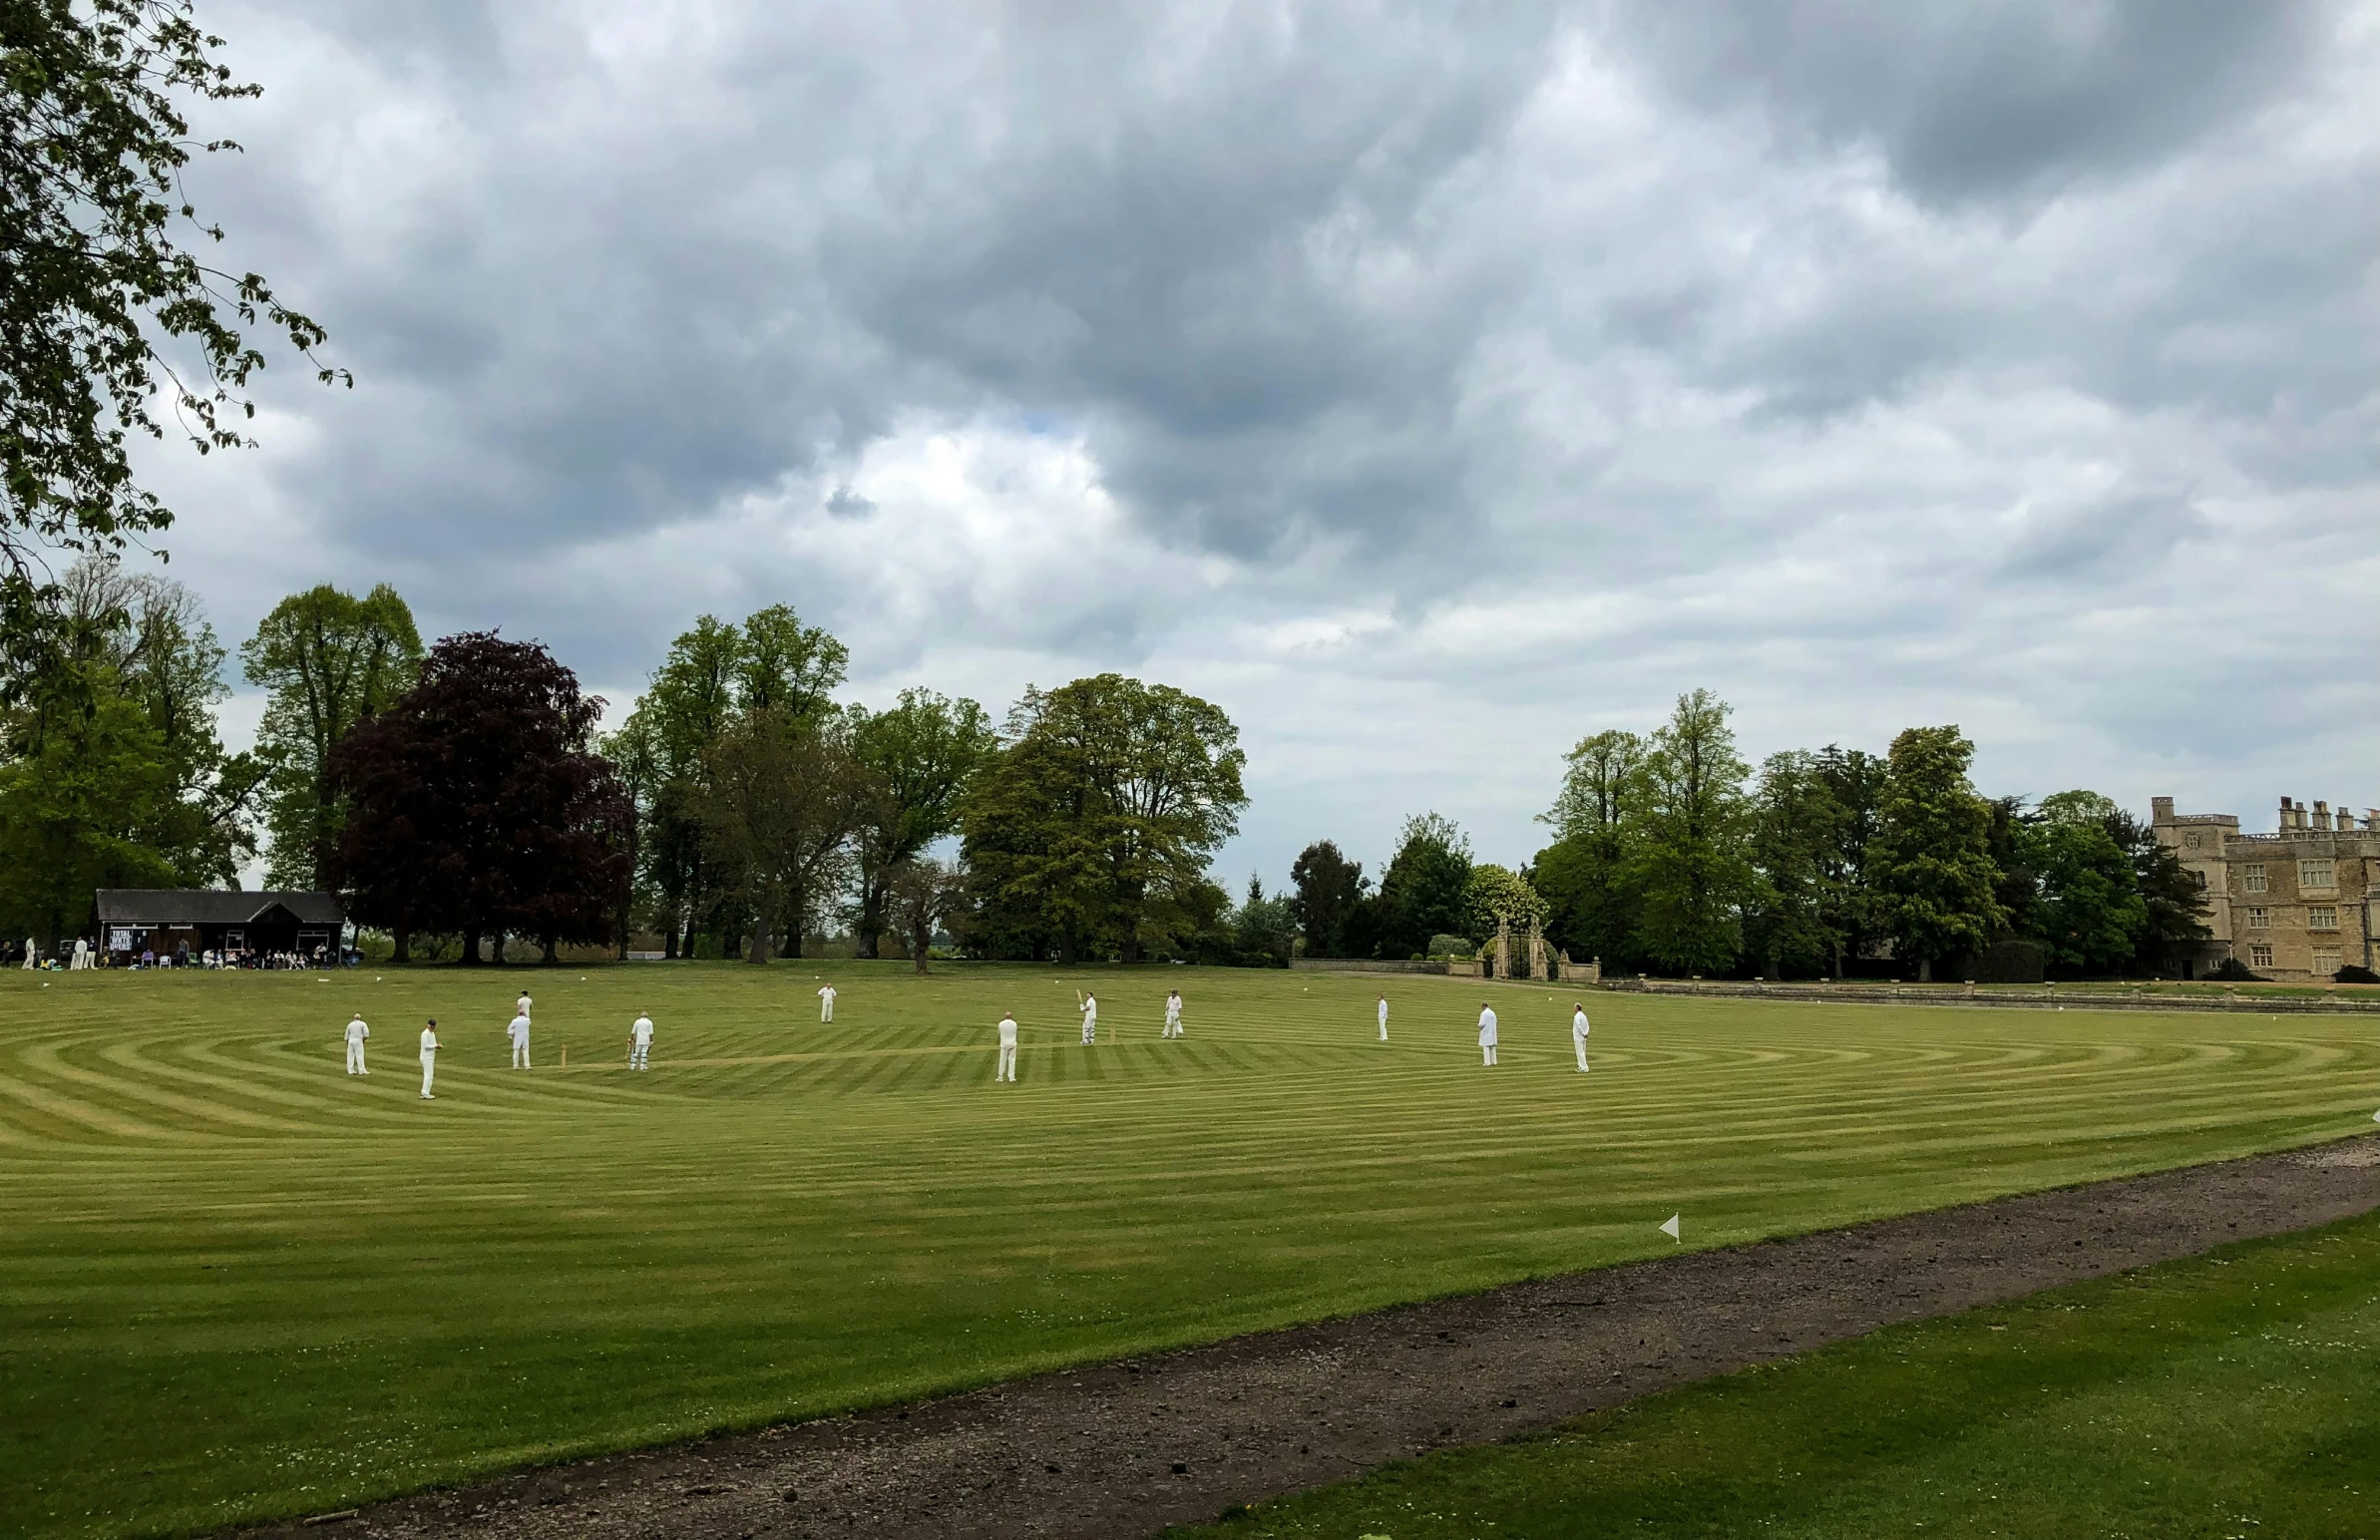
left=1171, top=1207, right=2380, bottom=1540
left=2, top=962, right=2374, bottom=1539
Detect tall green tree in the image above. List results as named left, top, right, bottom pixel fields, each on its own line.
left=1374, top=812, right=1472, bottom=958
left=1873, top=725, right=2005, bottom=980
left=3, top=0, right=340, bottom=652
left=697, top=708, right=861, bottom=965
left=2023, top=791, right=2148, bottom=974
left=1811, top=745, right=1888, bottom=976
left=960, top=674, right=1246, bottom=962
left=847, top=688, right=995, bottom=958
left=1628, top=689, right=1755, bottom=974
left=241, top=583, right=421, bottom=887
left=0, top=559, right=251, bottom=946
left=1744, top=749, right=1844, bottom=978
left=1288, top=839, right=1368, bottom=958
left=1533, top=728, right=1649, bottom=970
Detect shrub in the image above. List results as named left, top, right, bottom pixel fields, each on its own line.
left=1425, top=933, right=1471, bottom=960
left=1973, top=939, right=2045, bottom=984
left=2335, top=963, right=2380, bottom=984
left=2209, top=957, right=2263, bottom=981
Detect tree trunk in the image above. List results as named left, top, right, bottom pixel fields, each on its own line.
left=782, top=879, right=807, bottom=960
left=747, top=908, right=773, bottom=965
left=541, top=931, right=559, bottom=965
left=680, top=916, right=697, bottom=960
left=393, top=925, right=410, bottom=964
left=1058, top=924, right=1078, bottom=965
left=462, top=930, right=483, bottom=964
left=662, top=924, right=678, bottom=960
left=1917, top=957, right=1933, bottom=982
left=912, top=915, right=932, bottom=975
left=493, top=932, right=508, bottom=964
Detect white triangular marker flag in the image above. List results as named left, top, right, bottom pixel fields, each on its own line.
left=1660, top=1214, right=1681, bottom=1242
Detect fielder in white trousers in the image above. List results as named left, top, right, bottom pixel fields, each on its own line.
left=419, top=1022, right=441, bottom=1098
left=629, top=1013, right=653, bottom=1069
left=995, top=1013, right=1018, bottom=1081
left=1477, top=1003, right=1498, bottom=1066
left=345, top=1015, right=370, bottom=1075
left=1163, top=990, right=1183, bottom=1037
left=818, top=985, right=836, bottom=1022
left=1377, top=995, right=1388, bottom=1041
left=1079, top=994, right=1097, bottom=1045
left=1571, top=1004, right=1591, bottom=1072
left=508, top=1012, right=532, bottom=1068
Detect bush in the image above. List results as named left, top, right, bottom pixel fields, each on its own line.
left=1425, top=933, right=1471, bottom=960
left=2209, top=957, right=2263, bottom=981
left=2336, top=963, right=2380, bottom=984
left=1973, top=939, right=2045, bottom=984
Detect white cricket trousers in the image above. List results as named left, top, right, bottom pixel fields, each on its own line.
left=1481, top=1043, right=1497, bottom=1066
left=346, top=1041, right=367, bottom=1074
left=1574, top=1039, right=1590, bottom=1072
left=1081, top=1020, right=1095, bottom=1044
left=419, top=1053, right=436, bottom=1097
left=996, top=1043, right=1016, bottom=1081
left=820, top=999, right=833, bottom=1022
left=630, top=1043, right=649, bottom=1069
left=512, top=1038, right=531, bottom=1068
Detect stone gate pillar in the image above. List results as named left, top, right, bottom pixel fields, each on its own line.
left=1529, top=923, right=1546, bottom=981
left=1495, top=917, right=1511, bottom=980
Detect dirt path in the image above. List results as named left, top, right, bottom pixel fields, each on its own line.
left=249, top=1134, right=2380, bottom=1540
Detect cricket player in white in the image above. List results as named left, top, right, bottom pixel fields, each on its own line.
left=1571, top=1002, right=1591, bottom=1073
left=345, top=1014, right=370, bottom=1075
left=516, top=991, right=533, bottom=1018
left=629, top=1012, right=653, bottom=1069
left=1377, top=994, right=1388, bottom=1041
left=1079, top=992, right=1098, bottom=1044
left=22, top=938, right=35, bottom=969
left=1163, top=989, right=1183, bottom=1037
left=1477, top=1002, right=1498, bottom=1066
left=508, top=1010, right=532, bottom=1068
left=995, top=1011, right=1018, bottom=1081
left=817, top=984, right=836, bottom=1022
left=419, top=1020, right=441, bottom=1099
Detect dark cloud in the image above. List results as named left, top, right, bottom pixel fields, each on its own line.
left=145, top=0, right=2378, bottom=883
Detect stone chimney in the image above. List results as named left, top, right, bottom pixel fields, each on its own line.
left=2279, top=795, right=2294, bottom=831
left=2314, top=800, right=2333, bottom=832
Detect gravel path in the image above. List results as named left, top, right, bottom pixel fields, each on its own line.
left=247, top=1133, right=2380, bottom=1540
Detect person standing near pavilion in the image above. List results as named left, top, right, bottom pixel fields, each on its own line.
left=1377, top=993, right=1389, bottom=1041
left=345, top=1014, right=371, bottom=1076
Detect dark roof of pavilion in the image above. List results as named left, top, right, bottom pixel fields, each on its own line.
left=94, top=890, right=346, bottom=927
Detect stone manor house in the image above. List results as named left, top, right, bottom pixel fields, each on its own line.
left=2155, top=795, right=2379, bottom=981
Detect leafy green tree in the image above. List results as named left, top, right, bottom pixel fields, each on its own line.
left=1288, top=839, right=1367, bottom=957
left=3, top=1, right=340, bottom=653
left=2022, top=792, right=2148, bottom=974
left=1744, top=749, right=1844, bottom=978
left=735, top=604, right=847, bottom=723
left=596, top=709, right=663, bottom=960
left=1375, top=812, right=1472, bottom=958
left=847, top=689, right=995, bottom=958
left=1231, top=874, right=1298, bottom=966
left=1873, top=725, right=2005, bottom=981
left=697, top=709, right=861, bottom=965
left=241, top=583, right=421, bottom=886
left=960, top=674, right=1247, bottom=962
left=1811, top=745, right=1888, bottom=976
left=0, top=561, right=252, bottom=946
left=1532, top=728, right=1648, bottom=970
left=1628, top=689, right=1755, bottom=974
left=2108, top=807, right=2211, bottom=972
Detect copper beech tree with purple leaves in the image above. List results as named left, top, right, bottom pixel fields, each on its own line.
left=328, top=631, right=630, bottom=964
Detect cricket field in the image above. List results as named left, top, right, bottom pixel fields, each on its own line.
left=2, top=962, right=2373, bottom=1538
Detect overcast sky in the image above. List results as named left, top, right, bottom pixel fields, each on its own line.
left=140, top=0, right=2379, bottom=887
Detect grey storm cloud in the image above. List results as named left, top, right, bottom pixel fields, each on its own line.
left=149, top=0, right=2378, bottom=883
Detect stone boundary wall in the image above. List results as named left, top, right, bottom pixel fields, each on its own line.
left=1289, top=959, right=1456, bottom=974
left=1597, top=977, right=2380, bottom=1016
